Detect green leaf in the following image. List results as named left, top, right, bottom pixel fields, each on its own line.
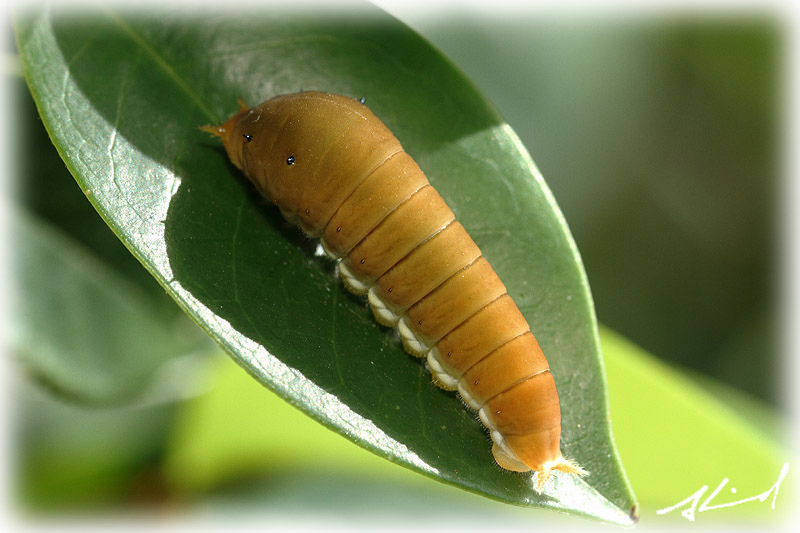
left=602, top=327, right=791, bottom=522
left=14, top=4, right=636, bottom=523
left=166, top=330, right=791, bottom=522
left=10, top=78, right=211, bottom=404
left=15, top=363, right=179, bottom=510
left=162, top=351, right=572, bottom=521
left=10, top=209, right=201, bottom=403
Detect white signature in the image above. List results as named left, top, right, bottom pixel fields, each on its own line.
left=656, top=462, right=789, bottom=522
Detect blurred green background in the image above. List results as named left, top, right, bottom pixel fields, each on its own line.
left=8, top=2, right=790, bottom=528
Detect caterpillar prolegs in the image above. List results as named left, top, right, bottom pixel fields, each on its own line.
left=201, top=91, right=586, bottom=489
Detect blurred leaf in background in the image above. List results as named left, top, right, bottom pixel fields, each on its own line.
left=10, top=46, right=217, bottom=512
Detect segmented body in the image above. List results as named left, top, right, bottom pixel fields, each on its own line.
left=202, top=91, right=584, bottom=488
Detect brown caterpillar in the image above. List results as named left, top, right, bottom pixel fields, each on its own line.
left=201, top=91, right=585, bottom=489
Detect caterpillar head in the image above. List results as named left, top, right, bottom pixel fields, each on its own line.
left=199, top=99, right=250, bottom=170
left=201, top=92, right=402, bottom=228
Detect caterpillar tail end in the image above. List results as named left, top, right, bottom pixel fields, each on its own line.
left=534, top=457, right=588, bottom=492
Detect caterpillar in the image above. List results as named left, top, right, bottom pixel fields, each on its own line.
left=201, top=91, right=586, bottom=489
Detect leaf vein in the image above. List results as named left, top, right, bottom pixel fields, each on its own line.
left=103, top=8, right=217, bottom=122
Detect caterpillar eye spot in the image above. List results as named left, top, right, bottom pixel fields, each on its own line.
left=242, top=133, right=253, bottom=142
left=286, top=155, right=295, bottom=165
